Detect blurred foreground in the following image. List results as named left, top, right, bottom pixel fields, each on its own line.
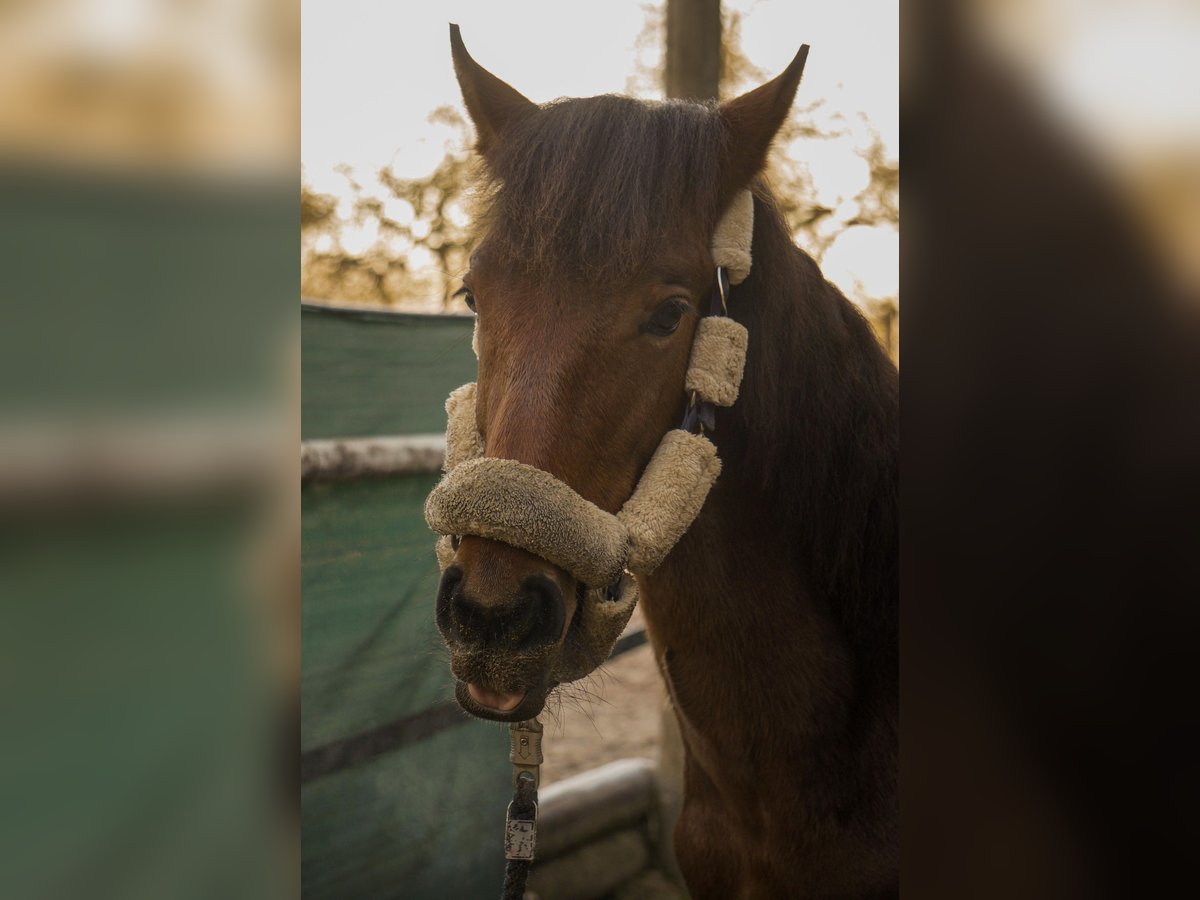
left=1, top=2, right=298, bottom=898
left=903, top=1, right=1200, bottom=897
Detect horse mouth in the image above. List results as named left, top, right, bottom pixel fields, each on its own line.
left=455, top=679, right=551, bottom=722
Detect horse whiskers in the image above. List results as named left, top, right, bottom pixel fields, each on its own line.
left=571, top=680, right=613, bottom=710
left=588, top=661, right=621, bottom=690
left=543, top=680, right=610, bottom=737
left=542, top=691, right=571, bottom=735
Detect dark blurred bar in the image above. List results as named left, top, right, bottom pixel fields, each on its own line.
left=902, top=1, right=1200, bottom=897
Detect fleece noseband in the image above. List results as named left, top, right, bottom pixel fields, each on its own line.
left=424, top=191, right=753, bottom=682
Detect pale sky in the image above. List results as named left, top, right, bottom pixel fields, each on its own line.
left=302, top=0, right=901, bottom=303
left=977, top=0, right=1200, bottom=159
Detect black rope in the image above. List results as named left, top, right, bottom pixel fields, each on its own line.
left=500, top=774, right=538, bottom=900
left=500, top=859, right=531, bottom=900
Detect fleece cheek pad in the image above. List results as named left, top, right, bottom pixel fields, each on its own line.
left=685, top=317, right=749, bottom=408
left=443, top=382, right=485, bottom=471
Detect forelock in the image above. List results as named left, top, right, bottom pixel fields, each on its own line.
left=472, top=95, right=728, bottom=285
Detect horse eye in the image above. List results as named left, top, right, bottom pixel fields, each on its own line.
left=643, top=298, right=688, bottom=336
left=454, top=285, right=477, bottom=313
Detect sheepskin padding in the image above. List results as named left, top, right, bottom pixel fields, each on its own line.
left=425, top=456, right=630, bottom=589
left=618, top=430, right=721, bottom=574
left=434, top=534, right=456, bottom=571
left=711, top=189, right=754, bottom=285
left=552, top=576, right=640, bottom=683
left=429, top=397, right=723, bottom=580
left=684, top=317, right=749, bottom=407
left=443, top=382, right=483, bottom=472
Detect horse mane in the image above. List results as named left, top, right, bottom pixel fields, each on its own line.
left=723, top=187, right=899, bottom=678
left=471, top=94, right=898, bottom=677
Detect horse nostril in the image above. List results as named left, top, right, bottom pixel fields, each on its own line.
left=453, top=595, right=482, bottom=639
left=437, top=566, right=565, bottom=650
left=436, top=565, right=464, bottom=640
left=514, top=575, right=566, bottom=650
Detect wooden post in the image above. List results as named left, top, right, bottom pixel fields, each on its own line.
left=665, top=0, right=722, bottom=100
left=662, top=4, right=721, bottom=889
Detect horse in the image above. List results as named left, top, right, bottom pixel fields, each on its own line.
left=433, top=26, right=898, bottom=898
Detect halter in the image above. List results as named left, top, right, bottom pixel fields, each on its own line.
left=424, top=190, right=754, bottom=682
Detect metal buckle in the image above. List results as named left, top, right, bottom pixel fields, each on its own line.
left=504, top=795, right=538, bottom=861
left=509, top=719, right=543, bottom=789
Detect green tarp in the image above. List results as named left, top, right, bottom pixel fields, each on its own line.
left=301, top=305, right=477, bottom=440
left=301, top=304, right=509, bottom=899
left=1, top=167, right=294, bottom=900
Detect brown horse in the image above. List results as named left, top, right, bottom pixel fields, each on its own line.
left=435, top=26, right=898, bottom=899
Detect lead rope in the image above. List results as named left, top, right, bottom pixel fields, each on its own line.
left=500, top=719, right=543, bottom=900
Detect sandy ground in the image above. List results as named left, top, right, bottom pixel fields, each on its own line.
left=533, top=608, right=691, bottom=899
left=539, top=607, right=668, bottom=786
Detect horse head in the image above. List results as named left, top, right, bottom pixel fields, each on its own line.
left=431, top=25, right=808, bottom=721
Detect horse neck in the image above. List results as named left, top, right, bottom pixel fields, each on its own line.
left=638, top=206, right=898, bottom=765
left=724, top=199, right=899, bottom=675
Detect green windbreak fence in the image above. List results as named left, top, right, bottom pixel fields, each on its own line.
left=301, top=304, right=509, bottom=900
left=301, top=304, right=478, bottom=440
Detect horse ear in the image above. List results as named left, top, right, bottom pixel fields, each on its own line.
left=718, top=44, right=810, bottom=192
left=450, top=24, right=536, bottom=156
